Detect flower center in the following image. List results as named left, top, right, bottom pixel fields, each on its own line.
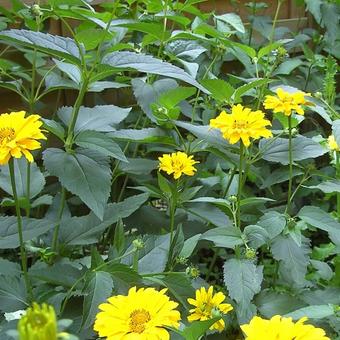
left=129, top=309, right=151, bottom=334
left=0, top=127, right=15, bottom=143
left=233, top=120, right=248, bottom=130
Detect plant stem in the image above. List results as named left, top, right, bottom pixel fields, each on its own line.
left=64, top=78, right=89, bottom=150
left=51, top=187, right=66, bottom=252
left=169, top=196, right=177, bottom=245
left=9, top=159, right=33, bottom=301
left=336, top=152, right=340, bottom=222
left=191, top=53, right=219, bottom=122
left=286, top=115, right=293, bottom=215
left=206, top=249, right=219, bottom=279
left=248, top=0, right=257, bottom=46
left=157, top=0, right=169, bottom=58
left=237, top=142, right=244, bottom=229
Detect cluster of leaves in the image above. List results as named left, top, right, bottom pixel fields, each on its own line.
left=0, top=0, right=339, bottom=339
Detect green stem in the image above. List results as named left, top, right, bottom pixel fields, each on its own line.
left=25, top=162, right=31, bottom=217
left=133, top=250, right=139, bottom=272
left=191, top=52, right=219, bottom=122
left=336, top=152, right=340, bottom=222
left=223, top=167, right=237, bottom=198
left=286, top=115, right=293, bottom=215
left=64, top=78, right=89, bottom=150
left=248, top=0, right=257, bottom=46
left=9, top=159, right=33, bottom=301
left=157, top=0, right=169, bottom=58
left=206, top=249, right=219, bottom=280
left=51, top=187, right=66, bottom=252
left=255, top=0, right=283, bottom=109
left=169, top=196, right=177, bottom=245
left=237, top=142, right=244, bottom=229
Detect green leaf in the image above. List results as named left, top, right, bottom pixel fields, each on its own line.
left=244, top=225, right=269, bottom=249
left=0, top=158, right=45, bottom=199
left=215, top=13, right=245, bottom=33
left=181, top=318, right=220, bottom=340
left=307, top=180, right=340, bottom=194
left=0, top=29, right=81, bottom=64
left=132, top=78, right=178, bottom=121
left=57, top=105, right=131, bottom=134
left=59, top=193, right=148, bottom=245
left=81, top=271, right=113, bottom=329
left=158, top=86, right=196, bottom=109
left=42, top=118, right=65, bottom=141
left=255, top=290, right=305, bottom=318
left=112, top=127, right=175, bottom=145
left=232, top=79, right=270, bottom=103
left=75, top=131, right=127, bottom=162
left=200, top=79, right=234, bottom=103
left=257, top=211, right=286, bottom=240
left=271, top=234, right=310, bottom=286
left=298, top=206, right=340, bottom=245
left=0, top=259, right=20, bottom=277
left=285, top=305, right=334, bottom=320
left=43, top=148, right=111, bottom=220
left=259, top=136, right=327, bottom=165
left=201, top=227, right=243, bottom=248
left=118, top=22, right=164, bottom=40
left=0, top=275, right=28, bottom=312
left=224, top=259, right=263, bottom=304
left=102, top=51, right=209, bottom=93
left=0, top=216, right=55, bottom=249
left=179, top=234, right=201, bottom=258
left=29, top=262, right=82, bottom=287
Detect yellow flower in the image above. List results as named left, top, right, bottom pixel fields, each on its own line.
left=94, top=286, right=181, bottom=339
left=158, top=151, right=199, bottom=179
left=209, top=104, right=272, bottom=147
left=328, top=135, right=339, bottom=151
left=18, top=303, right=58, bottom=340
left=241, top=315, right=329, bottom=340
left=0, top=111, right=46, bottom=165
left=187, top=286, right=233, bottom=332
left=264, top=88, right=312, bottom=116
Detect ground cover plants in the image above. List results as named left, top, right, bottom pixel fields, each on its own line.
left=0, top=0, right=339, bottom=338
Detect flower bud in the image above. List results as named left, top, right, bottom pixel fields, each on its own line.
left=228, top=195, right=237, bottom=203
left=30, top=4, right=43, bottom=17
left=132, top=238, right=144, bottom=251
left=18, top=303, right=57, bottom=340
left=245, top=248, right=257, bottom=259
left=176, top=256, right=188, bottom=265
left=314, top=92, right=323, bottom=99
left=186, top=266, right=200, bottom=279
left=211, top=307, right=222, bottom=318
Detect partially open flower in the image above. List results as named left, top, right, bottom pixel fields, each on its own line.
left=18, top=303, right=57, bottom=340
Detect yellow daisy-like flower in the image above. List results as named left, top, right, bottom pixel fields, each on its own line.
left=158, top=151, right=199, bottom=180
left=264, top=88, right=312, bottom=116
left=327, top=135, right=339, bottom=151
left=94, top=286, right=181, bottom=340
left=0, top=111, right=46, bottom=165
left=241, top=315, right=329, bottom=340
left=209, top=104, right=272, bottom=147
left=187, top=286, right=233, bottom=332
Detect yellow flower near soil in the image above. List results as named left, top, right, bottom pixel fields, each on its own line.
left=94, top=286, right=181, bottom=339
left=0, top=111, right=46, bottom=165
left=264, top=88, right=312, bottom=116
left=241, top=315, right=329, bottom=340
left=209, top=104, right=272, bottom=147
left=187, top=286, right=233, bottom=332
left=158, top=151, right=199, bottom=179
left=328, top=135, right=340, bottom=151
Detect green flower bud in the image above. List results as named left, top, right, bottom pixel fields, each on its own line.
left=228, top=195, right=237, bottom=203
left=211, top=307, right=222, bottom=319
left=18, top=303, right=57, bottom=340
left=186, top=266, right=200, bottom=279
left=245, top=248, right=257, bottom=259
left=314, top=92, right=323, bottom=99
left=176, top=256, right=188, bottom=265
left=30, top=4, right=43, bottom=17
left=132, top=238, right=144, bottom=250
